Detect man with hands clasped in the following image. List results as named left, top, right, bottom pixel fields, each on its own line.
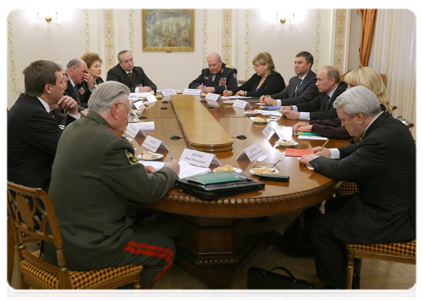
left=299, top=86, right=415, bottom=289
left=281, top=66, right=347, bottom=120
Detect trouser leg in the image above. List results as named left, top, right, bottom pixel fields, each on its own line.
left=310, top=213, right=346, bottom=288
left=113, top=232, right=176, bottom=289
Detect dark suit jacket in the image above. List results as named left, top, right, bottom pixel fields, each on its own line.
left=231, top=71, right=285, bottom=97
left=64, top=76, right=92, bottom=108
left=269, top=71, right=319, bottom=105
left=189, top=62, right=238, bottom=94
left=7, top=94, right=78, bottom=191
left=107, top=64, right=157, bottom=92
left=311, top=112, right=416, bottom=243
left=295, top=81, right=348, bottom=120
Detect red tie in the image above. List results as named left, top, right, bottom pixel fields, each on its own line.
left=128, top=72, right=132, bottom=83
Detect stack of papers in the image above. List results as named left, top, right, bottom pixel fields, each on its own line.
left=139, top=160, right=211, bottom=179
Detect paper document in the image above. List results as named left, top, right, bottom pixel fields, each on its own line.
left=297, top=135, right=328, bottom=141
left=178, top=160, right=212, bottom=179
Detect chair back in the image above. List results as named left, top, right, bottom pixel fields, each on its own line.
left=396, top=116, right=414, bottom=129
left=7, top=182, right=66, bottom=268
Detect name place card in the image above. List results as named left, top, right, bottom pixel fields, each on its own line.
left=133, top=100, right=145, bottom=110
left=205, top=93, right=221, bottom=101
left=146, top=94, right=157, bottom=103
left=180, top=149, right=221, bottom=168
left=233, top=100, right=252, bottom=109
left=142, top=135, right=169, bottom=153
left=262, top=124, right=281, bottom=140
left=236, top=143, right=264, bottom=161
left=183, top=89, right=202, bottom=99
left=161, top=89, right=177, bottom=100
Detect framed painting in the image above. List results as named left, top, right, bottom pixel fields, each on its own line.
left=142, top=9, right=195, bottom=52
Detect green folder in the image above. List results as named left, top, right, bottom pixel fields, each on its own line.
left=187, top=172, right=240, bottom=185
left=294, top=131, right=321, bottom=136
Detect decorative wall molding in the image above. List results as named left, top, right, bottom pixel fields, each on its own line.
left=84, top=10, right=90, bottom=52
left=314, top=9, right=321, bottom=72
left=244, top=9, right=251, bottom=80
left=7, top=13, right=23, bottom=98
left=221, top=9, right=233, bottom=65
left=129, top=9, right=135, bottom=54
left=202, top=9, right=208, bottom=67
left=104, top=9, right=116, bottom=72
left=334, top=9, right=347, bottom=74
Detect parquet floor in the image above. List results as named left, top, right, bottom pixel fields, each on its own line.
left=9, top=212, right=420, bottom=300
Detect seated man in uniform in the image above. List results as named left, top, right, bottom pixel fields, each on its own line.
left=189, top=52, right=237, bottom=94
left=43, top=81, right=180, bottom=289
left=300, top=86, right=415, bottom=288
left=107, top=50, right=157, bottom=93
left=8, top=60, right=80, bottom=191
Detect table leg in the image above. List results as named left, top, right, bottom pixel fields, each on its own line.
left=174, top=216, right=279, bottom=289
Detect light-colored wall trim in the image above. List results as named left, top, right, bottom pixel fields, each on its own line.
left=202, top=9, right=208, bottom=67
left=103, top=9, right=116, bottom=72
left=244, top=9, right=251, bottom=81
left=314, top=9, right=322, bottom=72
left=221, top=9, right=233, bottom=65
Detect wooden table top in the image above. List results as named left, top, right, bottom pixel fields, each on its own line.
left=130, top=95, right=349, bottom=218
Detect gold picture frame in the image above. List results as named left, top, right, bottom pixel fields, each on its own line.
left=142, top=9, right=195, bottom=52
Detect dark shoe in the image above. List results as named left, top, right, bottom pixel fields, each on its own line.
left=316, top=284, right=345, bottom=300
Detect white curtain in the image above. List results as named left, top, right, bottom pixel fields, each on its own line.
left=369, top=9, right=416, bottom=138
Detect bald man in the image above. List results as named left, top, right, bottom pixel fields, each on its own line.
left=189, top=52, right=238, bottom=94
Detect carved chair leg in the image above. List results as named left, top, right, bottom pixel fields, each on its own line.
left=134, top=278, right=142, bottom=300
left=345, top=248, right=355, bottom=289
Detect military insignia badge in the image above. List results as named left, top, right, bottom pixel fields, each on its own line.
left=125, top=149, right=138, bottom=165
left=219, top=78, right=227, bottom=86
left=233, top=73, right=237, bottom=79
left=78, top=87, right=85, bottom=95
left=204, top=76, right=209, bottom=80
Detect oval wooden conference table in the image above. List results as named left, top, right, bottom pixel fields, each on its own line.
left=129, top=94, right=349, bottom=289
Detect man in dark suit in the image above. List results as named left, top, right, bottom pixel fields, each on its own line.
left=107, top=50, right=157, bottom=93
left=282, top=66, right=347, bottom=120
left=188, top=52, right=237, bottom=94
left=65, top=58, right=93, bottom=108
left=259, top=51, right=319, bottom=106
left=300, top=86, right=416, bottom=288
left=8, top=60, right=80, bottom=191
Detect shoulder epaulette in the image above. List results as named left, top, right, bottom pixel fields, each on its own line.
left=225, top=65, right=235, bottom=69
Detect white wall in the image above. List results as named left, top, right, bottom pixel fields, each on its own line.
left=7, top=9, right=338, bottom=108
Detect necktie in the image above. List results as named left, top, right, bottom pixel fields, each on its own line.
left=128, top=72, right=132, bottom=83
left=324, top=94, right=331, bottom=113
left=73, top=86, right=81, bottom=105
left=294, top=79, right=302, bottom=96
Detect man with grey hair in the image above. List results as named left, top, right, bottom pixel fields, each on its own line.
left=300, top=86, right=415, bottom=288
left=189, top=52, right=237, bottom=94
left=44, top=81, right=180, bottom=289
left=281, top=65, right=347, bottom=120
left=64, top=58, right=93, bottom=108
left=107, top=50, right=157, bottom=93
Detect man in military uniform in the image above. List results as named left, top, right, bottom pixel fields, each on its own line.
left=189, top=52, right=237, bottom=94
left=44, top=81, right=180, bottom=289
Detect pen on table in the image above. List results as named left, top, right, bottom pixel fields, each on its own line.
left=170, top=156, right=173, bottom=162
left=318, top=139, right=329, bottom=152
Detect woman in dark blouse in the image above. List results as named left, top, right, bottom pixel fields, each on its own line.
left=223, top=52, right=285, bottom=98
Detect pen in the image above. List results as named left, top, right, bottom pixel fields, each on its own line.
left=318, top=139, right=329, bottom=152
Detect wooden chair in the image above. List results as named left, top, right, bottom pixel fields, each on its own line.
left=345, top=240, right=416, bottom=289
left=396, top=116, right=414, bottom=129
left=7, top=182, right=143, bottom=289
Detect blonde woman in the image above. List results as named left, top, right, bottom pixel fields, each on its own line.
left=223, top=52, right=285, bottom=97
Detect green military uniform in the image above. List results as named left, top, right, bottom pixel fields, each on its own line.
left=43, top=111, right=178, bottom=289
left=188, top=62, right=238, bottom=94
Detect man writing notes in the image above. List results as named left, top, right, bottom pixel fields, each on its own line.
left=8, top=60, right=80, bottom=191
left=107, top=50, right=157, bottom=93
left=43, top=81, right=180, bottom=289
left=300, top=86, right=415, bottom=289
left=281, top=66, right=347, bottom=120
left=189, top=52, right=237, bottom=94
left=259, top=51, right=319, bottom=106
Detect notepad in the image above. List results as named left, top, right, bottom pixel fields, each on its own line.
left=187, top=172, right=240, bottom=185
left=285, top=148, right=312, bottom=157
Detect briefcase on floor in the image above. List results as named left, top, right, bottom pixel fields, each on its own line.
left=176, top=171, right=265, bottom=200
left=247, top=266, right=316, bottom=289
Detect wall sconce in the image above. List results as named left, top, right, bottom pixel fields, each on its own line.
left=276, top=10, right=295, bottom=24
left=36, top=11, right=57, bottom=23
